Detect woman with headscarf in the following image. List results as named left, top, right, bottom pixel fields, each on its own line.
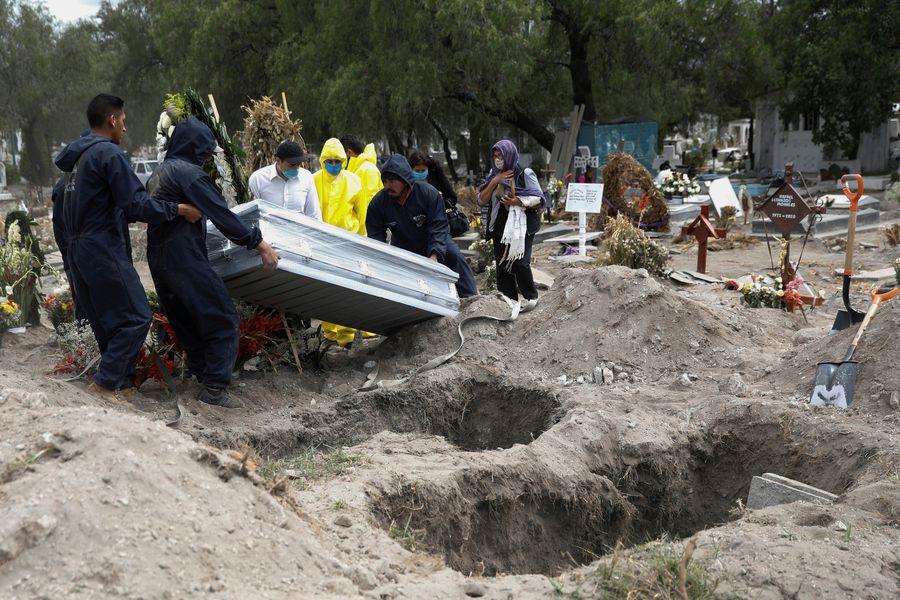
left=478, top=140, right=545, bottom=311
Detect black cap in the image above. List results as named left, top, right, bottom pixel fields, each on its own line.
left=275, top=140, right=304, bottom=163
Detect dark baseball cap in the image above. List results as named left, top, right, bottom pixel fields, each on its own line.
left=275, top=140, right=305, bottom=163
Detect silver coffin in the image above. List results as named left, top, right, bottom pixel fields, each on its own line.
left=206, top=201, right=460, bottom=334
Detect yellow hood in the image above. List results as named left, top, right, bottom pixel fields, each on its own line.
left=348, top=143, right=378, bottom=173
left=319, top=137, right=348, bottom=171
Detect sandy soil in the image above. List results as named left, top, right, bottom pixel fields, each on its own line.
left=0, top=195, right=898, bottom=599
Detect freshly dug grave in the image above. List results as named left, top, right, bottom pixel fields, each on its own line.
left=368, top=395, right=893, bottom=578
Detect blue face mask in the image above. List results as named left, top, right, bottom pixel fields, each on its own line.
left=412, top=169, right=429, bottom=180
left=283, top=168, right=299, bottom=179
left=324, top=162, right=342, bottom=176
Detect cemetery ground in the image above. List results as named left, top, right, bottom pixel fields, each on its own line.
left=1, top=200, right=899, bottom=598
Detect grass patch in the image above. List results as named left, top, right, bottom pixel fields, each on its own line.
left=258, top=446, right=368, bottom=488
left=390, top=514, right=426, bottom=552
left=553, top=537, right=726, bottom=599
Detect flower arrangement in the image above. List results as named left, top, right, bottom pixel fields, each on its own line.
left=0, top=221, right=50, bottom=327
left=469, top=238, right=494, bottom=272
left=595, top=152, right=669, bottom=232
left=155, top=89, right=250, bottom=205
left=0, top=297, right=21, bottom=333
left=601, top=214, right=669, bottom=276
left=730, top=274, right=806, bottom=311
left=237, top=309, right=284, bottom=368
left=52, top=319, right=99, bottom=376
left=659, top=172, right=701, bottom=197
left=42, top=287, right=75, bottom=331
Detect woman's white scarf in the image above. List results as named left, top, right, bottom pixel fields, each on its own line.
left=499, top=195, right=540, bottom=269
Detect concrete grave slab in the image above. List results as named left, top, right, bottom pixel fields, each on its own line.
left=533, top=223, right=576, bottom=244
left=747, top=473, right=838, bottom=510
left=820, top=194, right=880, bottom=212
left=531, top=268, right=555, bottom=290
left=542, top=231, right=602, bottom=245
left=831, top=266, right=895, bottom=281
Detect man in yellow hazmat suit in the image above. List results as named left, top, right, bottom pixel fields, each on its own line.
left=340, top=134, right=382, bottom=235
left=313, top=138, right=364, bottom=347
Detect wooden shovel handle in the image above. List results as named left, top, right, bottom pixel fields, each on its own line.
left=843, top=211, right=858, bottom=275
left=849, top=285, right=899, bottom=349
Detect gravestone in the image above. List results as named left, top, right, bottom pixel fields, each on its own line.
left=707, top=176, right=744, bottom=219
left=747, top=473, right=837, bottom=509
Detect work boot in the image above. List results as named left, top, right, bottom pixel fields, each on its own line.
left=117, top=387, right=143, bottom=401
left=198, top=386, right=242, bottom=409
left=86, top=382, right=122, bottom=404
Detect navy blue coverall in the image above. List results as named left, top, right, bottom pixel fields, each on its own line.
left=145, top=117, right=262, bottom=390
left=366, top=154, right=477, bottom=298
left=54, top=134, right=180, bottom=390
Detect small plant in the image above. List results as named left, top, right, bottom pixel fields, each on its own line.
left=469, top=238, right=494, bottom=272
left=881, top=223, right=900, bottom=247
left=714, top=206, right=737, bottom=232
left=258, top=447, right=368, bottom=488
left=557, top=538, right=721, bottom=599
left=389, top=514, right=426, bottom=552
left=483, top=263, right=497, bottom=289
left=602, top=214, right=669, bottom=276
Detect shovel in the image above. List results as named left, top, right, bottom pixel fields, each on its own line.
left=830, top=174, right=866, bottom=332
left=811, top=285, right=899, bottom=408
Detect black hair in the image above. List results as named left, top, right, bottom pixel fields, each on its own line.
left=86, top=94, right=125, bottom=128
left=339, top=134, right=364, bottom=155
left=407, top=148, right=438, bottom=171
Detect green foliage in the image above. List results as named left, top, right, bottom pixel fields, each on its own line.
left=776, top=0, right=900, bottom=158
left=389, top=514, right=426, bottom=552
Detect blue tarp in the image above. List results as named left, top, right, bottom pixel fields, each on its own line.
left=576, top=120, right=658, bottom=172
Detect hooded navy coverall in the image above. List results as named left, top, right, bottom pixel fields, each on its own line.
left=146, top=117, right=262, bottom=390
left=54, top=134, right=180, bottom=390
left=366, top=154, right=477, bottom=298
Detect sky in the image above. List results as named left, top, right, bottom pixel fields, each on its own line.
left=41, top=0, right=111, bottom=23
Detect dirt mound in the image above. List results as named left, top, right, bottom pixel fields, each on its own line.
left=771, top=300, right=900, bottom=413
left=368, top=266, right=790, bottom=386
left=0, top=396, right=368, bottom=599
left=515, top=266, right=780, bottom=381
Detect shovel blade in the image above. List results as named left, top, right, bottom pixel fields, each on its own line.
left=829, top=309, right=865, bottom=334
left=809, top=360, right=859, bottom=408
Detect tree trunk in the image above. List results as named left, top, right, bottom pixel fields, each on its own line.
left=548, top=0, right=596, bottom=121
left=427, top=115, right=458, bottom=182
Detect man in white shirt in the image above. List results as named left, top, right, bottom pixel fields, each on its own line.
left=248, top=141, right=322, bottom=220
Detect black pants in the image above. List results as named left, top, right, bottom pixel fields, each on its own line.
left=492, top=232, right=537, bottom=301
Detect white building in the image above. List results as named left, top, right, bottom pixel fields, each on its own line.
left=753, top=96, right=891, bottom=174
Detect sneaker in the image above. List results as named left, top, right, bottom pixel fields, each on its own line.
left=198, top=387, right=243, bottom=409
left=86, top=382, right=122, bottom=403
left=521, top=297, right=539, bottom=313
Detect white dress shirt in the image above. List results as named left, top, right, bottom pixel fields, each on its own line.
left=249, top=163, right=322, bottom=220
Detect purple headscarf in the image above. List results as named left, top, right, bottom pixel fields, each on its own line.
left=480, top=139, right=545, bottom=200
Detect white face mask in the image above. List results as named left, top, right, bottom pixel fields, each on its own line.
left=493, top=157, right=505, bottom=170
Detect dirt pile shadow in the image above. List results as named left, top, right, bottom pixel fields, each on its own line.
left=372, top=403, right=886, bottom=576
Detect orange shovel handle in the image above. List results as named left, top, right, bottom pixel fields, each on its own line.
left=840, top=174, right=864, bottom=211
left=870, top=285, right=900, bottom=305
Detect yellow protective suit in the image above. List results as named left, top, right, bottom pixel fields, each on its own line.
left=346, top=143, right=383, bottom=235
left=313, top=138, right=365, bottom=347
